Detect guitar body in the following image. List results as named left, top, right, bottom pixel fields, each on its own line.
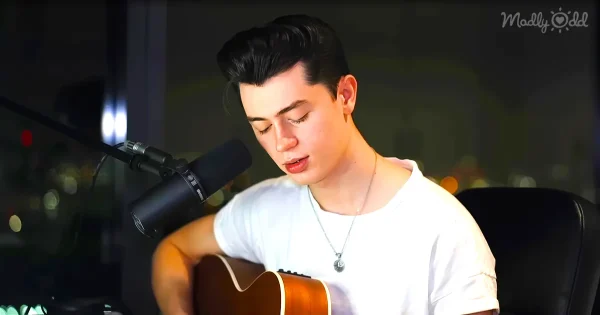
left=193, top=254, right=331, bottom=315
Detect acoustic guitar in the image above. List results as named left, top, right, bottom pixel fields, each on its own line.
left=193, top=254, right=333, bottom=315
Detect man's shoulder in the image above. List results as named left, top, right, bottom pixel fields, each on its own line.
left=416, top=176, right=468, bottom=214
left=392, top=162, right=469, bottom=221
left=387, top=158, right=466, bottom=212
left=409, top=171, right=496, bottom=272
left=392, top=165, right=483, bottom=243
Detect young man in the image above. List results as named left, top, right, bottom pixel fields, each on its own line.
left=152, top=14, right=499, bottom=315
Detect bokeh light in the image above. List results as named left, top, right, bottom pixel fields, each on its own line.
left=440, top=176, right=459, bottom=194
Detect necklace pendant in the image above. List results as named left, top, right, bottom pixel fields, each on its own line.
left=333, top=255, right=345, bottom=273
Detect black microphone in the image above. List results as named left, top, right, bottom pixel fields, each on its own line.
left=129, top=138, right=252, bottom=237
left=125, top=140, right=173, bottom=165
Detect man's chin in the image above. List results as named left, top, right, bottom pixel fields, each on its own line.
left=285, top=172, right=316, bottom=186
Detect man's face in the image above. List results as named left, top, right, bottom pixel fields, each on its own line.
left=239, top=63, right=354, bottom=185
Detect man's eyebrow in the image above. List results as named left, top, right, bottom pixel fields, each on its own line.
left=247, top=99, right=309, bottom=122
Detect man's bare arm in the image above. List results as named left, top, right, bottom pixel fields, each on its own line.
left=152, top=214, right=223, bottom=315
left=466, top=311, right=494, bottom=315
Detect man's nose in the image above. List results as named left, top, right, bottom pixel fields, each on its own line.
left=275, top=128, right=298, bottom=152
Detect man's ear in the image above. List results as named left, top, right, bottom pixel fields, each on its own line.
left=337, top=74, right=358, bottom=115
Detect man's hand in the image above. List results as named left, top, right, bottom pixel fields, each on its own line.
left=152, top=214, right=223, bottom=315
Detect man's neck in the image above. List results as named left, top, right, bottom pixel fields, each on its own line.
left=308, top=128, right=380, bottom=215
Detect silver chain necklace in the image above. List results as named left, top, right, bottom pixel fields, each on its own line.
left=307, top=149, right=378, bottom=273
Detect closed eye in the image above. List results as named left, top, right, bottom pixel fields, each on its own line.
left=257, top=113, right=309, bottom=135
left=290, top=113, right=309, bottom=124
left=258, top=125, right=271, bottom=135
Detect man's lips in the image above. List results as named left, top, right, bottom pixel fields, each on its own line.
left=283, top=156, right=309, bottom=174
left=283, top=156, right=308, bottom=165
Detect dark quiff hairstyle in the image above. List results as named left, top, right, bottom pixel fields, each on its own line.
left=216, top=14, right=351, bottom=100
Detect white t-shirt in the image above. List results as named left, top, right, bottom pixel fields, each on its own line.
left=213, top=158, right=499, bottom=315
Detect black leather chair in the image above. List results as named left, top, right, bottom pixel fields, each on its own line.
left=455, top=187, right=600, bottom=315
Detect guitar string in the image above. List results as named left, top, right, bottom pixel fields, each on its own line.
left=307, top=147, right=378, bottom=270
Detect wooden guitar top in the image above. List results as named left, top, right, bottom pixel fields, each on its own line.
left=193, top=254, right=332, bottom=315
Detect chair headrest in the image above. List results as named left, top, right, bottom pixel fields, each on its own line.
left=456, top=187, right=600, bottom=315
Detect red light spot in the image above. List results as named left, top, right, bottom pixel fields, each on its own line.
left=21, top=129, right=33, bottom=147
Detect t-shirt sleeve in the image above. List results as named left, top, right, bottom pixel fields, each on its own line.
left=213, top=192, right=263, bottom=264
left=429, top=205, right=500, bottom=315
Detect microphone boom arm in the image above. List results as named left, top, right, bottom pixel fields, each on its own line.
left=1, top=95, right=252, bottom=239
left=0, top=95, right=171, bottom=178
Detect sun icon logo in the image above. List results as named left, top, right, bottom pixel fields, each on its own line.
left=550, top=7, right=571, bottom=33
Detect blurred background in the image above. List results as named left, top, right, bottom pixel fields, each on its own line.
left=0, top=1, right=597, bottom=315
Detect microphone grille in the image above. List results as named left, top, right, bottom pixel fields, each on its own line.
left=190, top=139, right=252, bottom=197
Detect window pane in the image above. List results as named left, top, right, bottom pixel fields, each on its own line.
left=0, top=2, right=118, bottom=299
